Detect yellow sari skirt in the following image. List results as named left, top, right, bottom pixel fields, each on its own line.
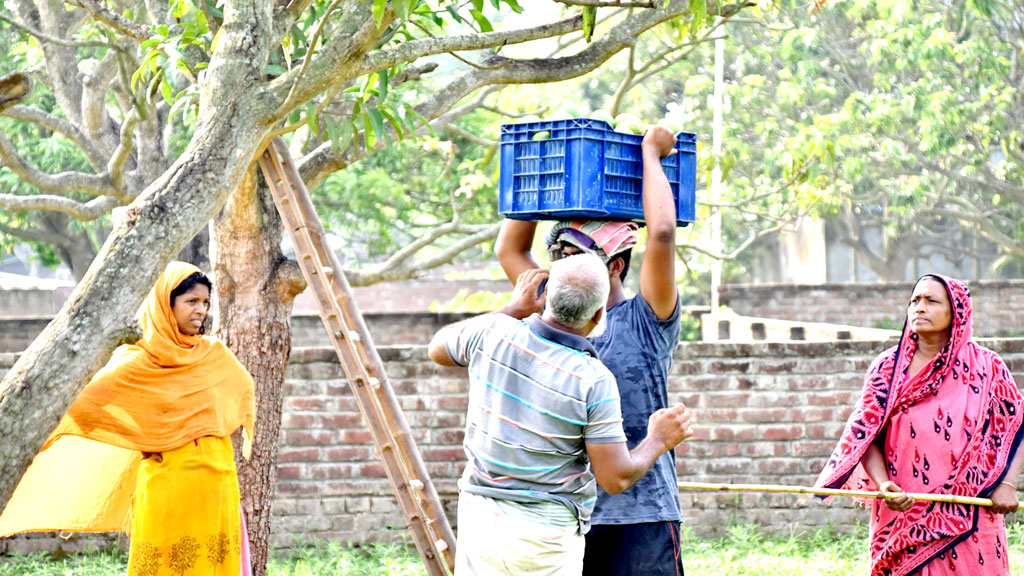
left=127, top=435, right=242, bottom=576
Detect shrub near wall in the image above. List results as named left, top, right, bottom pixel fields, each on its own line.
left=3, top=338, right=1024, bottom=554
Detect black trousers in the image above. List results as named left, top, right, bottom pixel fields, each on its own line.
left=582, top=521, right=684, bottom=576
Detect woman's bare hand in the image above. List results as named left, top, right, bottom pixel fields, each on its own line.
left=878, top=480, right=914, bottom=512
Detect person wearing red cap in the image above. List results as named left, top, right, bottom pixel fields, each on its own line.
left=496, top=125, right=689, bottom=576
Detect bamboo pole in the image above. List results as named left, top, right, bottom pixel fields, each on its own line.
left=678, top=481, right=1018, bottom=509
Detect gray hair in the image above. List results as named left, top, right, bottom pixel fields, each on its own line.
left=546, top=253, right=610, bottom=329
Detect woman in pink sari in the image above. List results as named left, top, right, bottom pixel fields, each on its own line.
left=816, top=274, right=1024, bottom=576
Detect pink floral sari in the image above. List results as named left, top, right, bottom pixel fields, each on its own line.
left=815, top=275, right=1023, bottom=576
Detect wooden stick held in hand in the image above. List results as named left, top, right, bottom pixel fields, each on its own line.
left=677, top=481, right=1017, bottom=510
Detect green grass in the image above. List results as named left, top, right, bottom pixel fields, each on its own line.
left=4, top=523, right=1024, bottom=575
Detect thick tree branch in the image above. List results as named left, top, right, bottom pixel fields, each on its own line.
left=440, top=121, right=497, bottom=146
left=361, top=14, right=586, bottom=74
left=107, top=109, right=140, bottom=193
left=81, top=51, right=123, bottom=155
left=677, top=223, right=785, bottom=260
left=277, top=0, right=353, bottom=115
left=378, top=221, right=494, bottom=270
left=914, top=151, right=1024, bottom=205
left=924, top=206, right=1024, bottom=256
left=268, top=1, right=383, bottom=119
left=65, top=0, right=150, bottom=41
left=0, top=11, right=131, bottom=52
left=347, top=222, right=501, bottom=285
left=554, top=0, right=657, bottom=6
left=1, top=105, right=108, bottom=171
left=0, top=221, right=75, bottom=248
left=0, top=132, right=117, bottom=198
left=0, top=193, right=122, bottom=221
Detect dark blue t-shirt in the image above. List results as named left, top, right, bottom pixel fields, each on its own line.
left=589, top=292, right=682, bottom=525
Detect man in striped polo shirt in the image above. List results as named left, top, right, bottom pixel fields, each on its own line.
left=429, top=253, right=694, bottom=575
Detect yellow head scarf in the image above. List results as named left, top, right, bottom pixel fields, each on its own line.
left=0, top=262, right=255, bottom=536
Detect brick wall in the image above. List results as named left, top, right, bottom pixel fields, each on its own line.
left=4, top=338, right=1024, bottom=554
left=720, top=280, right=1024, bottom=337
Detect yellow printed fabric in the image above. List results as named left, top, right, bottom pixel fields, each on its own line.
left=128, top=436, right=241, bottom=576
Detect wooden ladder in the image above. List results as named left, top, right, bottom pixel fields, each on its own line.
left=257, top=136, right=456, bottom=575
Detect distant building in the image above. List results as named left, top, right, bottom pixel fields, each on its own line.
left=750, top=218, right=1004, bottom=284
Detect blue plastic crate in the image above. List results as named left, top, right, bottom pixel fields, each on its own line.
left=498, top=118, right=696, bottom=226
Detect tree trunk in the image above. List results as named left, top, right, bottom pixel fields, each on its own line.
left=211, top=167, right=305, bottom=576
left=178, top=227, right=211, bottom=271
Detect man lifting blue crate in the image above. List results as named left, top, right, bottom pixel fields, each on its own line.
left=493, top=118, right=697, bottom=576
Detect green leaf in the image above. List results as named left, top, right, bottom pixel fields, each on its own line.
left=381, top=106, right=404, bottom=140
left=369, top=108, right=386, bottom=144
left=325, top=116, right=343, bottom=152
left=445, top=5, right=463, bottom=23
left=169, top=0, right=192, bottom=20
left=582, top=6, right=596, bottom=43
left=397, top=103, right=418, bottom=135
left=168, top=92, right=191, bottom=120
left=360, top=72, right=374, bottom=99
left=339, top=117, right=355, bottom=153
left=362, top=111, right=377, bottom=149
left=394, top=0, right=414, bottom=20
left=502, top=0, right=524, bottom=13
left=372, top=0, right=387, bottom=27
left=471, top=0, right=484, bottom=12
left=160, top=77, right=174, bottom=104
left=689, top=0, right=707, bottom=34
left=378, top=69, right=389, bottom=102
left=181, top=23, right=197, bottom=45
left=306, top=101, right=320, bottom=138
left=409, top=108, right=435, bottom=135
left=263, top=64, right=288, bottom=76
left=132, top=49, right=162, bottom=92
left=469, top=9, right=492, bottom=32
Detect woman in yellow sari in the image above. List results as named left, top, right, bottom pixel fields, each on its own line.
left=0, top=261, right=256, bottom=576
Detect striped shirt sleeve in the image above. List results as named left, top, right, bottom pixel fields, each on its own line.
left=584, top=371, right=626, bottom=444
left=442, top=314, right=499, bottom=367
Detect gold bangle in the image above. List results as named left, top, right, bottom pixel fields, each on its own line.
left=1000, top=480, right=1018, bottom=490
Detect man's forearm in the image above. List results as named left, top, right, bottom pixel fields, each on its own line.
left=619, top=435, right=670, bottom=490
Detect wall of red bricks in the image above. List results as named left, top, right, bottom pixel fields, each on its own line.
left=3, top=337, right=1024, bottom=555
left=720, top=280, right=1024, bottom=337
